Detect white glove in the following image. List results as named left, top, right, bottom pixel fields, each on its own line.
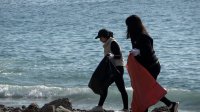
left=107, top=53, right=114, bottom=59
left=130, top=48, right=140, bottom=56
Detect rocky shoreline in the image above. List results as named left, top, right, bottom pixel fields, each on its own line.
left=0, top=98, right=170, bottom=112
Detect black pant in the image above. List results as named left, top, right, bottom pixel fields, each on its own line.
left=98, top=66, right=128, bottom=109
left=145, top=62, right=172, bottom=112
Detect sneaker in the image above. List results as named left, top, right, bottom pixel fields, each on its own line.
left=168, top=102, right=179, bottom=112
left=89, top=106, right=104, bottom=112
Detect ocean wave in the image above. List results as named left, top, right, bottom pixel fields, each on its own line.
left=0, top=84, right=200, bottom=111
left=0, top=84, right=91, bottom=98
left=1, top=84, right=200, bottom=99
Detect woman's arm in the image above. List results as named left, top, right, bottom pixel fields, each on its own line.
left=111, top=41, right=121, bottom=59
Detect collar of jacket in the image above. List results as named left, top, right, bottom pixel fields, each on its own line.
left=103, top=37, right=115, bottom=48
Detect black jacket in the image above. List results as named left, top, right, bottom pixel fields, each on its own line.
left=131, top=34, right=158, bottom=69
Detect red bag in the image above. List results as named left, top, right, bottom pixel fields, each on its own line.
left=127, top=54, right=167, bottom=112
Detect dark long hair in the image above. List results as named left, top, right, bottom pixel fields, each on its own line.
left=125, top=15, right=148, bottom=40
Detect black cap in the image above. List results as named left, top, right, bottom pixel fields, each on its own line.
left=95, top=29, right=110, bottom=39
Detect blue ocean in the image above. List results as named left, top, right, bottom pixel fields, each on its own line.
left=0, top=0, right=200, bottom=111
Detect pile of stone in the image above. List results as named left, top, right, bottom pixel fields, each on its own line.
left=0, top=98, right=169, bottom=112
left=0, top=98, right=84, bottom=112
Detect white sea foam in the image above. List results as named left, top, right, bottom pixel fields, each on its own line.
left=0, top=84, right=91, bottom=98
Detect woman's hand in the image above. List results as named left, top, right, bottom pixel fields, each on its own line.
left=130, top=48, right=140, bottom=56
left=107, top=53, right=114, bottom=59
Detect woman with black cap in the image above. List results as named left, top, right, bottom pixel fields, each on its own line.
left=90, top=29, right=128, bottom=112
left=125, top=15, right=179, bottom=112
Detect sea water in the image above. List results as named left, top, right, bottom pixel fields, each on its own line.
left=0, top=0, right=200, bottom=111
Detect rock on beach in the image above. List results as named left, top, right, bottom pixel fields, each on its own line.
left=0, top=98, right=169, bottom=112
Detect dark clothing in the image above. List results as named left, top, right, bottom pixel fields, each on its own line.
left=144, top=61, right=171, bottom=112
left=111, top=41, right=122, bottom=59
left=131, top=34, right=158, bottom=70
left=88, top=56, right=128, bottom=109
left=98, top=40, right=128, bottom=109
left=98, top=66, right=128, bottom=109
left=88, top=56, right=113, bottom=95
left=148, top=61, right=161, bottom=80
left=132, top=34, right=172, bottom=112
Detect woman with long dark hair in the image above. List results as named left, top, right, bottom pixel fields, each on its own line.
left=125, top=15, right=179, bottom=112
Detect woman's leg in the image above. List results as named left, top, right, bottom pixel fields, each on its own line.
left=148, top=63, right=173, bottom=107
left=160, top=97, right=172, bottom=107
left=115, top=66, right=128, bottom=109
left=98, top=76, right=114, bottom=106
left=98, top=87, right=108, bottom=106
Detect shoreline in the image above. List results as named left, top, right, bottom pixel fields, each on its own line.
left=0, top=98, right=170, bottom=112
